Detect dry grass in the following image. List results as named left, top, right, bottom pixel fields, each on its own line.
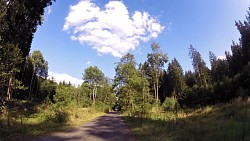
left=123, top=97, right=250, bottom=141
left=0, top=102, right=104, bottom=140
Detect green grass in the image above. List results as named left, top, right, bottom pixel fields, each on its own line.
left=123, top=98, right=250, bottom=141
left=0, top=101, right=105, bottom=141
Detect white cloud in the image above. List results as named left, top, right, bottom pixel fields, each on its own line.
left=217, top=56, right=226, bottom=60
left=63, top=0, right=164, bottom=58
left=47, top=6, right=52, bottom=15
left=48, top=72, right=83, bottom=87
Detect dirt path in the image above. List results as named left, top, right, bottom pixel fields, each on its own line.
left=28, top=111, right=135, bottom=141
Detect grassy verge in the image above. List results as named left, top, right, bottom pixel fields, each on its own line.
left=123, top=98, right=250, bottom=141
left=0, top=101, right=105, bottom=141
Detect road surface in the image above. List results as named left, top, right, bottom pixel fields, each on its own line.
left=28, top=111, right=135, bottom=141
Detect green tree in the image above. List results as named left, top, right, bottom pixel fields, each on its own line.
left=54, top=83, right=76, bottom=108
left=184, top=70, right=196, bottom=88
left=83, top=66, right=104, bottom=104
left=189, top=45, right=210, bottom=88
left=209, top=51, right=229, bottom=84
left=1, top=0, right=55, bottom=58
left=147, top=42, right=168, bottom=102
left=113, top=53, right=148, bottom=115
left=29, top=50, right=48, bottom=99
left=0, top=44, right=23, bottom=100
left=167, top=58, right=186, bottom=100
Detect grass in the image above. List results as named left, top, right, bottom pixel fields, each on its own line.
left=123, top=97, right=250, bottom=141
left=0, top=101, right=105, bottom=141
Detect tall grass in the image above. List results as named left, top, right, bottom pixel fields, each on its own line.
left=123, top=97, right=250, bottom=141
left=0, top=101, right=105, bottom=140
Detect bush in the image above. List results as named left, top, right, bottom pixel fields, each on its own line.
left=54, top=110, right=69, bottom=123
left=162, top=97, right=178, bottom=111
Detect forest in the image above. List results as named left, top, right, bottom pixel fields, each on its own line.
left=0, top=0, right=250, bottom=140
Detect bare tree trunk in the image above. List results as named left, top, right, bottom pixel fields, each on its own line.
left=92, top=88, right=95, bottom=104
left=156, top=78, right=159, bottom=101
left=153, top=83, right=156, bottom=100
left=29, top=69, right=35, bottom=100
left=6, top=77, right=12, bottom=100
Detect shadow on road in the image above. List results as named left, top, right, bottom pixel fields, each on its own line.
left=28, top=111, right=135, bottom=141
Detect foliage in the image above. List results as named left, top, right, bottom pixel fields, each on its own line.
left=162, top=97, right=178, bottom=111
left=146, top=42, right=168, bottom=102
left=123, top=99, right=250, bottom=141
left=114, top=53, right=150, bottom=116
left=189, top=45, right=210, bottom=88
left=166, top=58, right=186, bottom=100
left=83, top=66, right=105, bottom=104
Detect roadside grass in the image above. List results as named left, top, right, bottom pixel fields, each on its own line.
left=123, top=97, right=250, bottom=141
left=0, top=101, right=105, bottom=141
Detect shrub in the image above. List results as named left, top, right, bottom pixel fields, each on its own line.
left=162, top=97, right=178, bottom=111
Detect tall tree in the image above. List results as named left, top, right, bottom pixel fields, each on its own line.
left=1, top=0, right=55, bottom=58
left=209, top=51, right=229, bottom=84
left=189, top=45, right=210, bottom=88
left=235, top=8, right=250, bottom=67
left=147, top=42, right=168, bottom=102
left=0, top=43, right=23, bottom=100
left=113, top=53, right=148, bottom=114
left=167, top=58, right=186, bottom=100
left=28, top=50, right=48, bottom=99
left=0, top=0, right=54, bottom=101
left=83, top=66, right=104, bottom=104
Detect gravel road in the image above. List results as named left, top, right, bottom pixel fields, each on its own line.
left=28, top=111, right=135, bottom=141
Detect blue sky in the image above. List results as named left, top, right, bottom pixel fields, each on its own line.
left=31, top=0, right=250, bottom=86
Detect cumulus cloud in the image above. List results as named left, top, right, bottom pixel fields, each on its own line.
left=48, top=72, right=83, bottom=87
left=63, top=0, right=164, bottom=57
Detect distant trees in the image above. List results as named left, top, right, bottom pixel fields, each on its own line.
left=115, top=7, right=250, bottom=110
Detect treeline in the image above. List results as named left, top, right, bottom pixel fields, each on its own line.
left=115, top=8, right=250, bottom=114
left=0, top=0, right=55, bottom=102
left=0, top=0, right=115, bottom=113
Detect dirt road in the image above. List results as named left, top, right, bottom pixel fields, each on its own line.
left=28, top=111, right=135, bottom=141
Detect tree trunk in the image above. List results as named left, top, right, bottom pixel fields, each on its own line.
left=29, top=67, right=35, bottom=100
left=6, top=77, right=12, bottom=100
left=156, top=78, right=159, bottom=101
left=153, top=82, right=156, bottom=100
left=92, top=88, right=95, bottom=104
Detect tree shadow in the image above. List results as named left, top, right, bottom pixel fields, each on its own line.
left=26, top=111, right=134, bottom=141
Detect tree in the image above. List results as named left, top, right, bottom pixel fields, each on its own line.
left=189, top=45, right=210, bottom=88
left=184, top=70, right=196, bottom=88
left=113, top=53, right=148, bottom=115
left=209, top=51, right=229, bottom=84
left=147, top=42, right=168, bottom=102
left=167, top=58, right=186, bottom=100
left=0, top=0, right=55, bottom=58
left=28, top=50, right=48, bottom=99
left=0, top=0, right=55, bottom=101
left=83, top=66, right=104, bottom=104
left=0, top=43, right=23, bottom=100
left=235, top=9, right=250, bottom=67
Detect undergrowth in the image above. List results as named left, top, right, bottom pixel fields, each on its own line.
left=123, top=97, right=250, bottom=141
left=0, top=101, right=105, bottom=141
